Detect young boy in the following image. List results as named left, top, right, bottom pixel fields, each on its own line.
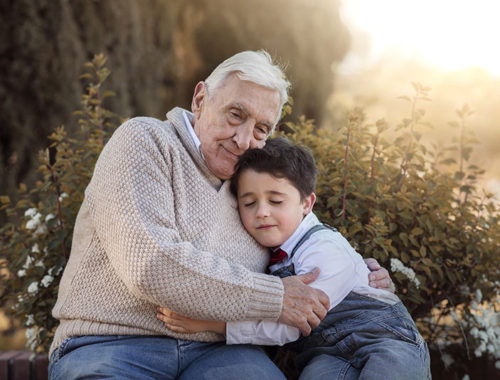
left=157, top=138, right=431, bottom=379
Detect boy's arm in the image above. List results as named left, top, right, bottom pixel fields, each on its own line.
left=156, top=306, right=300, bottom=345
left=157, top=307, right=226, bottom=335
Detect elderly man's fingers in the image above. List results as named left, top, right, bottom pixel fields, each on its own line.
left=280, top=274, right=330, bottom=335
left=306, top=309, right=322, bottom=331
left=294, top=314, right=312, bottom=336
left=294, top=267, right=320, bottom=285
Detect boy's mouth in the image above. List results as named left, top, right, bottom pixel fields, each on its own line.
left=257, top=224, right=276, bottom=230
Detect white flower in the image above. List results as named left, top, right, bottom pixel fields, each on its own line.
left=17, top=269, right=26, bottom=278
left=441, top=353, right=454, bottom=368
left=45, top=213, right=55, bottom=222
left=41, top=275, right=54, bottom=288
left=48, top=265, right=63, bottom=276
left=59, top=192, right=68, bottom=202
left=25, top=211, right=48, bottom=236
left=34, top=224, right=48, bottom=237
left=25, top=327, right=35, bottom=340
left=25, top=219, right=38, bottom=230
left=463, top=295, right=500, bottom=360
left=22, top=255, right=34, bottom=269
left=25, top=327, right=37, bottom=351
left=31, top=243, right=40, bottom=253
left=390, top=258, right=421, bottom=288
left=27, top=281, right=39, bottom=294
left=24, top=208, right=37, bottom=218
left=26, top=314, right=35, bottom=326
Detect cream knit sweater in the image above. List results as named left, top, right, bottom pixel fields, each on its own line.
left=50, top=108, right=284, bottom=356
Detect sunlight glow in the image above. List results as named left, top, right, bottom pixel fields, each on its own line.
left=340, top=0, right=500, bottom=76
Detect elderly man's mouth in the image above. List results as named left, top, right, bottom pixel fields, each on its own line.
left=221, top=145, right=241, bottom=160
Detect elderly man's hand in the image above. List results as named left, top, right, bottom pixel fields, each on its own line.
left=278, top=267, right=329, bottom=336
left=365, top=258, right=396, bottom=293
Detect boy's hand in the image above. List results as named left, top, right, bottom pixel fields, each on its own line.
left=365, top=258, right=396, bottom=293
left=156, top=307, right=226, bottom=335
left=279, top=267, right=329, bottom=336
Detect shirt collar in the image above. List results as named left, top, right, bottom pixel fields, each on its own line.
left=182, top=110, right=204, bottom=159
left=280, top=212, right=320, bottom=257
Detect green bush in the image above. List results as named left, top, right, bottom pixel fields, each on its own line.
left=1, top=58, right=498, bottom=376
left=0, top=54, right=120, bottom=352
left=279, top=83, right=500, bottom=372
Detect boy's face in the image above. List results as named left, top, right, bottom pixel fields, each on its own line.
left=237, top=169, right=315, bottom=248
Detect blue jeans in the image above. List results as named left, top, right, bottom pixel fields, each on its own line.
left=291, top=292, right=431, bottom=380
left=48, top=335, right=286, bottom=379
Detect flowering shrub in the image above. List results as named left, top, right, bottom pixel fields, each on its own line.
left=1, top=57, right=498, bottom=377
left=279, top=84, right=500, bottom=373
left=0, top=54, right=120, bottom=351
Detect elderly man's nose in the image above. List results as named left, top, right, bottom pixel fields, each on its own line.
left=233, top=126, right=253, bottom=151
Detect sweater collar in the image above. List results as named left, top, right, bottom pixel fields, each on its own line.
left=166, top=107, right=222, bottom=189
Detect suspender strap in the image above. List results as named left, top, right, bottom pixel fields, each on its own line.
left=289, top=223, right=337, bottom=259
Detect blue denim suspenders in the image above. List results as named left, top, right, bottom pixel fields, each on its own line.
left=270, top=224, right=337, bottom=278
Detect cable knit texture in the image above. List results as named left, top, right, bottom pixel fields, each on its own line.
left=50, top=107, right=284, bottom=356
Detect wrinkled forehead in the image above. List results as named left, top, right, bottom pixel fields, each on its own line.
left=217, top=76, right=281, bottom=123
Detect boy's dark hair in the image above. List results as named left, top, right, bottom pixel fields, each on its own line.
left=230, top=137, right=317, bottom=199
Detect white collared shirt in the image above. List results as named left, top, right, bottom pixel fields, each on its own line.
left=226, top=212, right=400, bottom=346
left=182, top=110, right=204, bottom=158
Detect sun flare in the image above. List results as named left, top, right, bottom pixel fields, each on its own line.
left=340, top=0, right=500, bottom=76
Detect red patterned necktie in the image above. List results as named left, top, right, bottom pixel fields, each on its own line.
left=269, top=248, right=288, bottom=267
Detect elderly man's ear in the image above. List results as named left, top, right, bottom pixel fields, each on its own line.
left=191, top=81, right=206, bottom=119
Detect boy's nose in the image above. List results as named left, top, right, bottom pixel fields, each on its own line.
left=256, top=204, right=270, bottom=218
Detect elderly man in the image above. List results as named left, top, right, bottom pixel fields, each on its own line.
left=48, top=50, right=393, bottom=379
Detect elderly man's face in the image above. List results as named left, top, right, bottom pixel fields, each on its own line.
left=191, top=74, right=281, bottom=180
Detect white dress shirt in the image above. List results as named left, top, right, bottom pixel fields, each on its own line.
left=181, top=110, right=204, bottom=158
left=226, top=212, right=400, bottom=346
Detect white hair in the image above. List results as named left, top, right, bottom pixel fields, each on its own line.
left=204, top=50, right=290, bottom=123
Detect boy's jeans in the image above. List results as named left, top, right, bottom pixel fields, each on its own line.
left=291, top=292, right=431, bottom=380
left=48, top=335, right=286, bottom=379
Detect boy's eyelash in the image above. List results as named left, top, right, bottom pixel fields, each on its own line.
left=270, top=200, right=282, bottom=204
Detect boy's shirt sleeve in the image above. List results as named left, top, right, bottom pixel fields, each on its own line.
left=225, top=230, right=360, bottom=345
left=226, top=320, right=300, bottom=346
left=293, top=230, right=361, bottom=310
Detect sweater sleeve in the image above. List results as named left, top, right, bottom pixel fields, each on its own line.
left=84, top=118, right=284, bottom=321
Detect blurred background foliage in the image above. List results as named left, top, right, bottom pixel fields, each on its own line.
left=0, top=0, right=348, bottom=200
left=1, top=1, right=499, bottom=379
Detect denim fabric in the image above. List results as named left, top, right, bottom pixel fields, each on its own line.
left=290, top=292, right=431, bottom=380
left=48, top=335, right=286, bottom=380
left=270, top=263, right=295, bottom=278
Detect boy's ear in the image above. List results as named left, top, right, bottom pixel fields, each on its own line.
left=302, top=193, right=316, bottom=215
left=191, top=81, right=206, bottom=119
